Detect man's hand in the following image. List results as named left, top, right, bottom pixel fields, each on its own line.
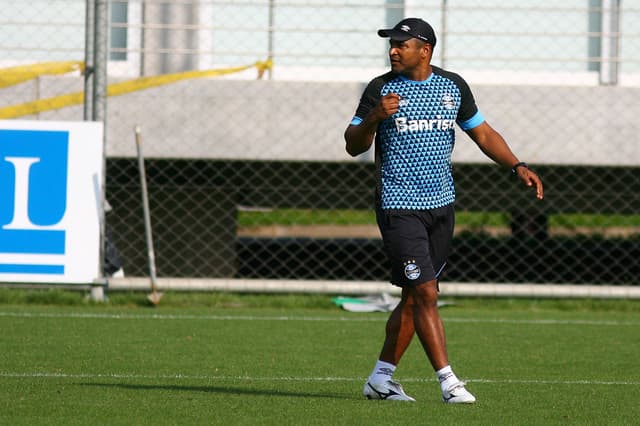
left=345, top=93, right=402, bottom=157
left=373, top=93, right=401, bottom=121
left=516, top=167, right=544, bottom=200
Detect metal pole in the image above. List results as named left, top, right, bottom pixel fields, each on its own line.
left=599, top=0, right=620, bottom=85
left=440, top=0, right=448, bottom=68
left=84, top=0, right=95, bottom=120
left=384, top=0, right=404, bottom=67
left=135, top=126, right=162, bottom=305
left=140, top=0, right=147, bottom=76
left=267, top=0, right=275, bottom=79
left=93, top=0, right=109, bottom=287
left=385, top=0, right=404, bottom=30
left=93, top=0, right=109, bottom=122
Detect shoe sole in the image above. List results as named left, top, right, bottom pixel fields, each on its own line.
left=443, top=396, right=476, bottom=404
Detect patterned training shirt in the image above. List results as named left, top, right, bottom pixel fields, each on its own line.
left=350, top=66, right=484, bottom=210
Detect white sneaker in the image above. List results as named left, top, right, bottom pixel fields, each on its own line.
left=363, top=379, right=416, bottom=401
left=442, top=381, right=476, bottom=404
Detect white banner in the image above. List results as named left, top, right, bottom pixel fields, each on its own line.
left=0, top=120, right=103, bottom=284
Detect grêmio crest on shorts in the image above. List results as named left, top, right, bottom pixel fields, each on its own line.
left=350, top=66, right=485, bottom=210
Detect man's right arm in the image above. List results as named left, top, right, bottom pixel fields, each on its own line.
left=344, top=93, right=400, bottom=157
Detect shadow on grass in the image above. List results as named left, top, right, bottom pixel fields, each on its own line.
left=78, top=382, right=353, bottom=400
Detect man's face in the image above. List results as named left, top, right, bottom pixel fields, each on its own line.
left=388, top=38, right=428, bottom=75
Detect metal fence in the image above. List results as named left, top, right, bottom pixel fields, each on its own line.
left=2, top=0, right=639, bottom=288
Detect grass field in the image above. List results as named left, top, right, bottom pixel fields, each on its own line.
left=237, top=208, right=640, bottom=228
left=1, top=290, right=639, bottom=425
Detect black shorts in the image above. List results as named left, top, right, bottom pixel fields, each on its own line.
left=376, top=204, right=455, bottom=287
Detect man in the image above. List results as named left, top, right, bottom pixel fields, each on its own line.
left=344, top=18, right=544, bottom=403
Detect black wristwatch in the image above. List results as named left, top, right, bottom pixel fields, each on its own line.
left=511, top=162, right=528, bottom=174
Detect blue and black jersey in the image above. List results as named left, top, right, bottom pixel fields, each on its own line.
left=350, top=66, right=485, bottom=210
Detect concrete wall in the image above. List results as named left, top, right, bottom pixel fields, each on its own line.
left=8, top=78, right=640, bottom=166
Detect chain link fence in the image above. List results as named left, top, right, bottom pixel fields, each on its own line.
left=2, top=1, right=639, bottom=287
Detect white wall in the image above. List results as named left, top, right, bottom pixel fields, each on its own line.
left=14, top=77, right=637, bottom=166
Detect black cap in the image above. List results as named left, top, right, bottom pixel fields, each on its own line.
left=378, top=18, right=437, bottom=46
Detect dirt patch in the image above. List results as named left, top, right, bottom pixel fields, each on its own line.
left=238, top=224, right=640, bottom=239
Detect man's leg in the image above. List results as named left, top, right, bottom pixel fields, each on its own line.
left=378, top=288, right=416, bottom=364
left=409, top=279, right=448, bottom=369
left=410, top=280, right=476, bottom=404
left=363, top=288, right=417, bottom=401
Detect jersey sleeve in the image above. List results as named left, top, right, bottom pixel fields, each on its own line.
left=350, top=76, right=385, bottom=125
left=453, top=74, right=485, bottom=131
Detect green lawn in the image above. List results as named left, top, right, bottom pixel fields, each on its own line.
left=1, top=291, right=639, bottom=425
left=238, top=208, right=640, bottom=229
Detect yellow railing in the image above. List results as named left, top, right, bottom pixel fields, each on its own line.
left=0, top=60, right=273, bottom=119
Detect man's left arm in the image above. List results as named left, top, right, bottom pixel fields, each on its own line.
left=466, top=121, right=544, bottom=200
